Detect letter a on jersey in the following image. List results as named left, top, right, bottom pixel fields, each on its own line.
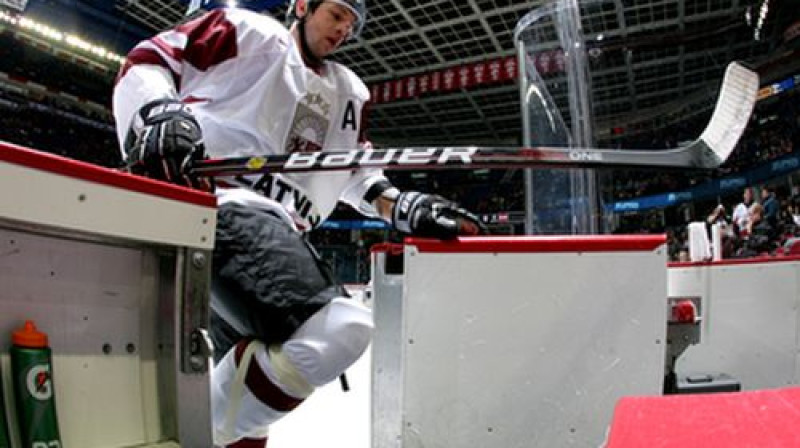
left=341, top=100, right=357, bottom=131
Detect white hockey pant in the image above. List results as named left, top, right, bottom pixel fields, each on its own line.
left=210, top=297, right=373, bottom=445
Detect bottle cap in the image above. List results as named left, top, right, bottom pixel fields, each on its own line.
left=12, top=320, right=48, bottom=348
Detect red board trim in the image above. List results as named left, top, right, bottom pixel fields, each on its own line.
left=606, top=387, right=800, bottom=447
left=373, top=235, right=666, bottom=254
left=668, top=254, right=800, bottom=268
left=0, top=141, right=216, bottom=208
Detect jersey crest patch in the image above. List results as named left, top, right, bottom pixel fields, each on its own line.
left=286, top=92, right=331, bottom=153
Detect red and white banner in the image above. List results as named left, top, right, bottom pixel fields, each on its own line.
left=366, top=52, right=571, bottom=104
left=368, top=55, right=521, bottom=104
left=370, top=48, right=580, bottom=103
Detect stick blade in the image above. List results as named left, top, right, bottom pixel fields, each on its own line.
left=699, top=61, right=759, bottom=166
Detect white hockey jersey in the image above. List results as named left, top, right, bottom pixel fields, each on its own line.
left=113, top=7, right=386, bottom=230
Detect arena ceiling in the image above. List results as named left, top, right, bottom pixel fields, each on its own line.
left=21, top=0, right=800, bottom=147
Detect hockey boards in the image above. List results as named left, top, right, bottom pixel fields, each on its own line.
left=189, top=62, right=758, bottom=177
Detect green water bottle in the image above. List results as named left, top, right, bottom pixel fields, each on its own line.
left=10, top=320, right=62, bottom=448
left=0, top=369, right=9, bottom=448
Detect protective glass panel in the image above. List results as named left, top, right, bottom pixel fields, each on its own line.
left=514, top=0, right=797, bottom=235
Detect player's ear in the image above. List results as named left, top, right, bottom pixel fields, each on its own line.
left=294, top=0, right=308, bottom=19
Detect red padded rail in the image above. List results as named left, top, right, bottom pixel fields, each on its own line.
left=373, top=234, right=666, bottom=253
left=0, top=140, right=216, bottom=208
left=606, top=387, right=800, bottom=447
left=668, top=254, right=800, bottom=268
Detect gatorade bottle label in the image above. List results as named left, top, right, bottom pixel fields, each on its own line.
left=25, top=365, right=61, bottom=447
left=26, top=365, right=53, bottom=401
left=17, top=362, right=61, bottom=448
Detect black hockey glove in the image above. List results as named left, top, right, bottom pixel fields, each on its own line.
left=392, top=191, right=488, bottom=239
left=124, top=99, right=209, bottom=190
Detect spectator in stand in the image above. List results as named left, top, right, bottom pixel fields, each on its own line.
left=706, top=203, right=736, bottom=258
left=778, top=197, right=798, bottom=237
left=760, top=184, right=780, bottom=232
left=706, top=203, right=728, bottom=227
left=731, top=186, right=754, bottom=235
left=676, top=246, right=691, bottom=262
left=791, top=185, right=800, bottom=215
left=783, top=202, right=800, bottom=254
left=793, top=203, right=800, bottom=228
left=736, top=203, right=777, bottom=256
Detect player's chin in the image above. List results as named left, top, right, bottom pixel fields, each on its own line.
left=324, top=36, right=344, bottom=52
left=311, top=44, right=333, bottom=60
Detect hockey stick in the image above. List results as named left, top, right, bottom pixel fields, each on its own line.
left=188, top=62, right=758, bottom=177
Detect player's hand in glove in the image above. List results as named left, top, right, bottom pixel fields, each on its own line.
left=392, top=191, right=488, bottom=239
left=124, top=99, right=209, bottom=190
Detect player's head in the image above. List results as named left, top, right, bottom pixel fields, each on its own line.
left=288, top=0, right=366, bottom=41
left=289, top=0, right=365, bottom=66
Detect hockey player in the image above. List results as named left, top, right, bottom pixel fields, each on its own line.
left=112, top=1, right=485, bottom=446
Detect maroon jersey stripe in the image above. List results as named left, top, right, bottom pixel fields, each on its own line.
left=226, top=437, right=267, bottom=448
left=177, top=9, right=239, bottom=71
left=234, top=340, right=304, bottom=412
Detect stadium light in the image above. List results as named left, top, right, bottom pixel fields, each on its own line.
left=2, top=10, right=125, bottom=66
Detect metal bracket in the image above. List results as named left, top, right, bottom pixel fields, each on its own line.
left=181, top=249, right=212, bottom=374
